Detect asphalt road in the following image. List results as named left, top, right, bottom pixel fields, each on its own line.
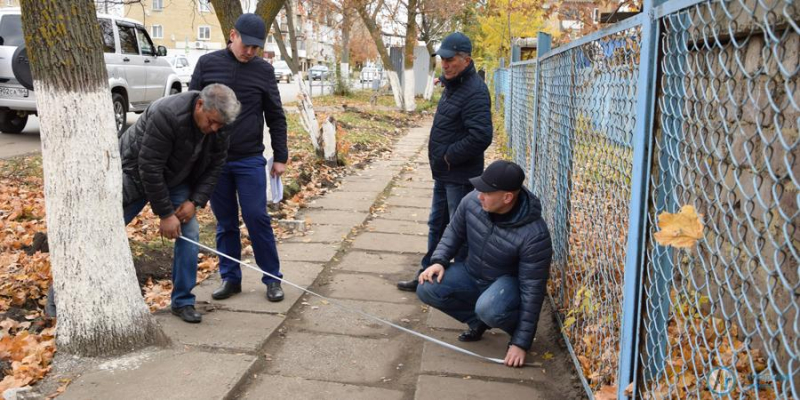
left=0, top=80, right=342, bottom=159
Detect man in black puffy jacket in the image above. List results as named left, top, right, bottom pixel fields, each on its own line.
left=416, top=160, right=553, bottom=367
left=120, top=84, right=240, bottom=323
left=189, top=14, right=289, bottom=303
left=396, top=32, right=493, bottom=292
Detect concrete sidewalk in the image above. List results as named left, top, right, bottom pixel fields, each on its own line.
left=54, top=120, right=585, bottom=400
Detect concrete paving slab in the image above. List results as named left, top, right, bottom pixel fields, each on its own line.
left=195, top=262, right=324, bottom=314
left=385, top=195, right=433, bottom=209
left=156, top=310, right=283, bottom=353
left=285, top=224, right=354, bottom=243
left=299, top=209, right=369, bottom=226
left=389, top=187, right=432, bottom=198
left=241, top=375, right=405, bottom=400
left=353, top=167, right=401, bottom=177
left=365, top=219, right=428, bottom=236
left=415, top=376, right=550, bottom=400
left=378, top=206, right=428, bottom=223
left=395, top=179, right=434, bottom=190
left=334, top=250, right=419, bottom=274
left=60, top=349, right=255, bottom=400
left=426, top=309, right=466, bottom=331
left=278, top=242, right=339, bottom=262
left=336, top=179, right=390, bottom=193
left=327, top=273, right=416, bottom=304
left=265, top=332, right=406, bottom=383
left=351, top=232, right=427, bottom=254
left=305, top=196, right=375, bottom=212
left=420, top=331, right=551, bottom=381
left=292, top=298, right=418, bottom=336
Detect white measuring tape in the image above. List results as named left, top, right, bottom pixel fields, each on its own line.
left=179, top=235, right=542, bottom=367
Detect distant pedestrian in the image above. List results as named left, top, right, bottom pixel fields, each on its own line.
left=189, top=13, right=288, bottom=303
left=416, top=160, right=553, bottom=367
left=396, top=32, right=493, bottom=292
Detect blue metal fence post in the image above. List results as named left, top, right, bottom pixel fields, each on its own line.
left=617, top=0, right=664, bottom=398
left=529, top=33, right=551, bottom=189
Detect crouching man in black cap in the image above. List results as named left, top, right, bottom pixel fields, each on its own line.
left=416, top=160, right=553, bottom=367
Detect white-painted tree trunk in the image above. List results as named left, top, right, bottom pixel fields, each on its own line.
left=386, top=69, right=404, bottom=110
left=295, top=72, right=320, bottom=151
left=403, top=68, right=416, bottom=112
left=423, top=69, right=436, bottom=101
left=320, top=116, right=337, bottom=164
left=37, top=85, right=166, bottom=355
left=340, top=62, right=349, bottom=82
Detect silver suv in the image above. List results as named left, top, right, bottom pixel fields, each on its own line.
left=0, top=9, right=182, bottom=135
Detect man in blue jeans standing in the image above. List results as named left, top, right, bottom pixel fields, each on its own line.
left=416, top=161, right=553, bottom=367
left=396, top=32, right=493, bottom=292
left=189, top=14, right=288, bottom=303
left=119, top=84, right=241, bottom=323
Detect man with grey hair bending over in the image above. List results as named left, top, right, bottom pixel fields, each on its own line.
left=118, top=83, right=240, bottom=323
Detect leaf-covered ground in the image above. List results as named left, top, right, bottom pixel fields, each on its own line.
left=0, top=90, right=439, bottom=394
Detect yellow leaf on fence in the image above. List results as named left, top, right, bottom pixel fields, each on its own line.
left=654, top=205, right=704, bottom=248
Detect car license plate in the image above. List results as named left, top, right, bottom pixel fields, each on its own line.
left=0, top=86, right=28, bottom=98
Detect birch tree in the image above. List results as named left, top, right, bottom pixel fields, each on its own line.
left=19, top=0, right=167, bottom=356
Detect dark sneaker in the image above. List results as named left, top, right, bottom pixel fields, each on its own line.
left=212, top=281, right=242, bottom=300
left=171, top=305, right=202, bottom=323
left=266, top=281, right=284, bottom=302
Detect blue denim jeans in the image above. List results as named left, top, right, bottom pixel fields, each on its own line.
left=419, top=180, right=473, bottom=271
left=211, top=156, right=282, bottom=286
left=123, top=184, right=199, bottom=309
left=416, top=262, right=520, bottom=333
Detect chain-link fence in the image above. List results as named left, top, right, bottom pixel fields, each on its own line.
left=494, top=0, right=798, bottom=398
left=640, top=0, right=799, bottom=398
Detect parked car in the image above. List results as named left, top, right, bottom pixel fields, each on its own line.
left=0, top=8, right=183, bottom=135
left=359, top=66, right=382, bottom=83
left=166, top=54, right=193, bottom=86
left=272, top=60, right=293, bottom=83
left=309, top=65, right=330, bottom=81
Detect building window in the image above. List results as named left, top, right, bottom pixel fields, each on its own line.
left=152, top=0, right=163, bottom=11
left=198, top=26, right=211, bottom=40
left=151, top=24, right=163, bottom=39
left=198, top=0, right=211, bottom=13
left=267, top=34, right=273, bottom=44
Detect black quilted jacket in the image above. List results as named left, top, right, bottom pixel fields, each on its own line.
left=119, top=91, right=230, bottom=218
left=189, top=48, right=287, bottom=163
left=430, top=188, right=553, bottom=350
left=428, top=61, right=493, bottom=184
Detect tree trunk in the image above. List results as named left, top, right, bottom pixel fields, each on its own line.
left=285, top=0, right=300, bottom=70
left=211, top=0, right=243, bottom=37
left=423, top=40, right=436, bottom=100
left=339, top=6, right=352, bottom=85
left=402, top=0, right=417, bottom=112
left=19, top=0, right=168, bottom=356
left=255, top=0, right=285, bottom=30
left=320, top=116, right=337, bottom=165
left=355, top=4, right=404, bottom=110
left=273, top=3, right=320, bottom=153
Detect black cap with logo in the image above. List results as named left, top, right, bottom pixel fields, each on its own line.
left=235, top=14, right=267, bottom=48
left=469, top=160, right=525, bottom=193
left=433, top=32, right=472, bottom=58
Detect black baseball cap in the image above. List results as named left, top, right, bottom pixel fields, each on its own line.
left=235, top=14, right=266, bottom=48
left=433, top=32, right=472, bottom=58
left=469, top=160, right=525, bottom=193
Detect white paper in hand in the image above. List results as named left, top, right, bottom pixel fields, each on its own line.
left=266, top=156, right=283, bottom=204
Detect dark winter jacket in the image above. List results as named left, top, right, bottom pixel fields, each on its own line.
left=431, top=189, right=553, bottom=350
left=189, top=48, right=287, bottom=163
left=428, top=61, right=493, bottom=184
left=119, top=91, right=230, bottom=218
